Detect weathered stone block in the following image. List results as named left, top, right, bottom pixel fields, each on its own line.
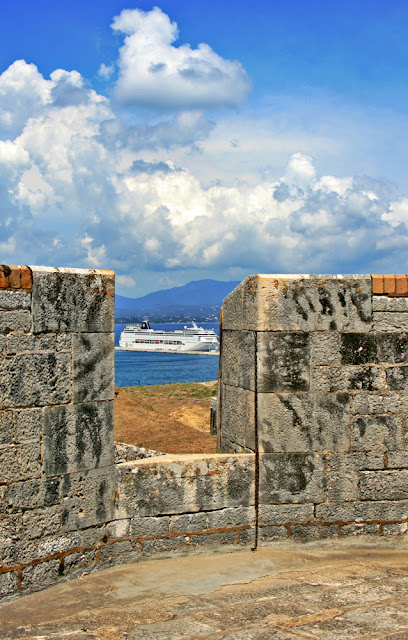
left=5, top=477, right=60, bottom=511
left=115, top=455, right=255, bottom=518
left=43, top=400, right=114, bottom=475
left=22, top=505, right=61, bottom=539
left=340, top=333, right=377, bottom=365
left=259, top=453, right=326, bottom=504
left=386, top=452, right=408, bottom=468
left=326, top=454, right=362, bottom=502
left=37, top=532, right=81, bottom=556
left=291, top=524, right=339, bottom=540
left=62, top=467, right=114, bottom=532
left=377, top=333, right=408, bottom=363
left=341, top=523, right=379, bottom=536
left=373, top=312, right=408, bottom=331
left=373, top=296, right=408, bottom=312
left=219, top=383, right=255, bottom=451
left=0, top=310, right=31, bottom=334
left=316, top=500, right=408, bottom=522
left=0, top=410, right=13, bottom=445
left=170, top=512, right=209, bottom=534
left=64, top=549, right=97, bottom=576
left=0, top=571, right=18, bottom=597
left=351, top=393, right=408, bottom=415
left=0, top=290, right=31, bottom=310
left=223, top=275, right=371, bottom=332
left=22, top=559, right=62, bottom=592
left=259, top=525, right=288, bottom=540
left=311, top=365, right=386, bottom=392
left=310, top=332, right=340, bottom=366
left=351, top=416, right=403, bottom=452
left=386, top=365, right=408, bottom=390
left=32, top=266, right=114, bottom=333
left=105, top=518, right=130, bottom=539
left=14, top=408, right=43, bottom=442
left=206, top=506, right=254, bottom=529
left=98, top=541, right=133, bottom=566
left=257, top=332, right=310, bottom=392
left=6, top=334, right=56, bottom=354
left=0, top=443, right=41, bottom=483
left=258, top=393, right=350, bottom=453
left=56, top=334, right=72, bottom=351
left=259, top=503, right=314, bottom=525
left=0, top=353, right=71, bottom=408
left=360, top=470, right=408, bottom=501
left=131, top=516, right=170, bottom=538
left=220, top=330, right=255, bottom=390
left=382, top=523, right=408, bottom=535
left=73, top=333, right=114, bottom=403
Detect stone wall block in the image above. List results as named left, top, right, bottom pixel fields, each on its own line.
left=351, top=393, right=408, bottom=415
left=257, top=331, right=310, bottom=392
left=32, top=267, right=114, bottom=333
left=6, top=334, right=56, bottom=354
left=310, top=332, right=340, bottom=365
left=0, top=572, right=18, bottom=598
left=220, top=330, right=255, bottom=390
left=219, top=383, right=255, bottom=451
left=258, top=392, right=350, bottom=453
left=373, top=297, right=408, bottom=312
left=0, top=290, right=31, bottom=310
left=0, top=410, right=13, bottom=445
left=386, top=366, right=408, bottom=391
left=0, top=310, right=31, bottom=334
left=377, top=333, right=408, bottom=363
left=351, top=415, right=403, bottom=452
left=0, top=443, right=42, bottom=483
left=316, top=500, right=408, bottom=522
left=340, top=333, right=378, bottom=365
left=312, top=365, right=386, bottom=393
left=360, top=470, right=408, bottom=501
left=43, top=400, right=114, bottom=475
left=21, top=559, right=62, bottom=592
left=22, top=505, right=62, bottom=539
left=73, top=333, right=114, bottom=403
left=233, top=275, right=372, bottom=331
left=5, top=477, right=60, bottom=511
left=326, top=454, right=362, bottom=502
left=373, top=312, right=408, bottom=331
left=62, top=467, right=114, bottom=532
left=222, top=275, right=259, bottom=331
left=14, top=408, right=43, bottom=442
left=386, top=452, right=408, bottom=468
left=259, top=453, right=326, bottom=504
left=259, top=503, right=314, bottom=525
left=0, top=353, right=71, bottom=408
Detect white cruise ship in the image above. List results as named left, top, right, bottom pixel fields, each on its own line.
left=119, top=320, right=219, bottom=353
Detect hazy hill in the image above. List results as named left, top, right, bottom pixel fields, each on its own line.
left=115, top=279, right=240, bottom=322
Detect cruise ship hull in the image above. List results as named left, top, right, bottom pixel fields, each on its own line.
left=119, top=321, right=219, bottom=353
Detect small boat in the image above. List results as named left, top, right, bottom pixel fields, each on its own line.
left=119, top=320, right=219, bottom=352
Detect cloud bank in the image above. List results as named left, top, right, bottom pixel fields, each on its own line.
left=0, top=8, right=407, bottom=295
left=110, top=7, right=250, bottom=109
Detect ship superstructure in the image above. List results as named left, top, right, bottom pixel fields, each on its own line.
left=119, top=320, right=219, bottom=352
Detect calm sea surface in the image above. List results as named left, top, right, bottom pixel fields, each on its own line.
left=114, top=323, right=219, bottom=387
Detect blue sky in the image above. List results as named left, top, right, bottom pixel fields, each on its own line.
left=1, top=1, right=408, bottom=295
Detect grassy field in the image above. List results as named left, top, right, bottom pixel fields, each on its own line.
left=114, top=381, right=218, bottom=454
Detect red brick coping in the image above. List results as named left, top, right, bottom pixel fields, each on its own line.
left=372, top=275, right=408, bottom=297
left=0, top=265, right=32, bottom=292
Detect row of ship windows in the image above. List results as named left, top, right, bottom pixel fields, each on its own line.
left=133, top=339, right=183, bottom=345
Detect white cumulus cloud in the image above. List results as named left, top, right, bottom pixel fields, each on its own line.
left=111, top=7, right=250, bottom=109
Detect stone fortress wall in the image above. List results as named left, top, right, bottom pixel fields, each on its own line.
left=0, top=267, right=407, bottom=603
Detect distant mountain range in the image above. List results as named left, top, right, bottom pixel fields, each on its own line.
left=115, top=279, right=240, bottom=322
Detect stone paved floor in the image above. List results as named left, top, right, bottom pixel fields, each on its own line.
left=1, top=537, right=408, bottom=639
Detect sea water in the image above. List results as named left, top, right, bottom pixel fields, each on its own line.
left=114, top=323, right=220, bottom=387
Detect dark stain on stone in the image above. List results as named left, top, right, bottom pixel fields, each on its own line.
left=305, top=295, right=315, bottom=312
left=387, top=366, right=408, bottom=390
left=263, top=454, right=316, bottom=497
left=356, top=417, right=366, bottom=438
left=279, top=396, right=314, bottom=448
left=75, top=403, right=103, bottom=469
left=319, top=292, right=334, bottom=317
left=350, top=286, right=370, bottom=324
left=258, top=333, right=310, bottom=392
left=377, top=333, right=408, bottom=364
left=96, top=479, right=108, bottom=522
left=292, top=290, right=308, bottom=321
left=348, top=366, right=379, bottom=391
left=44, top=477, right=60, bottom=506
left=340, top=333, right=377, bottom=365
left=329, top=320, right=337, bottom=330
left=338, top=291, right=347, bottom=308
left=44, top=405, right=68, bottom=475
